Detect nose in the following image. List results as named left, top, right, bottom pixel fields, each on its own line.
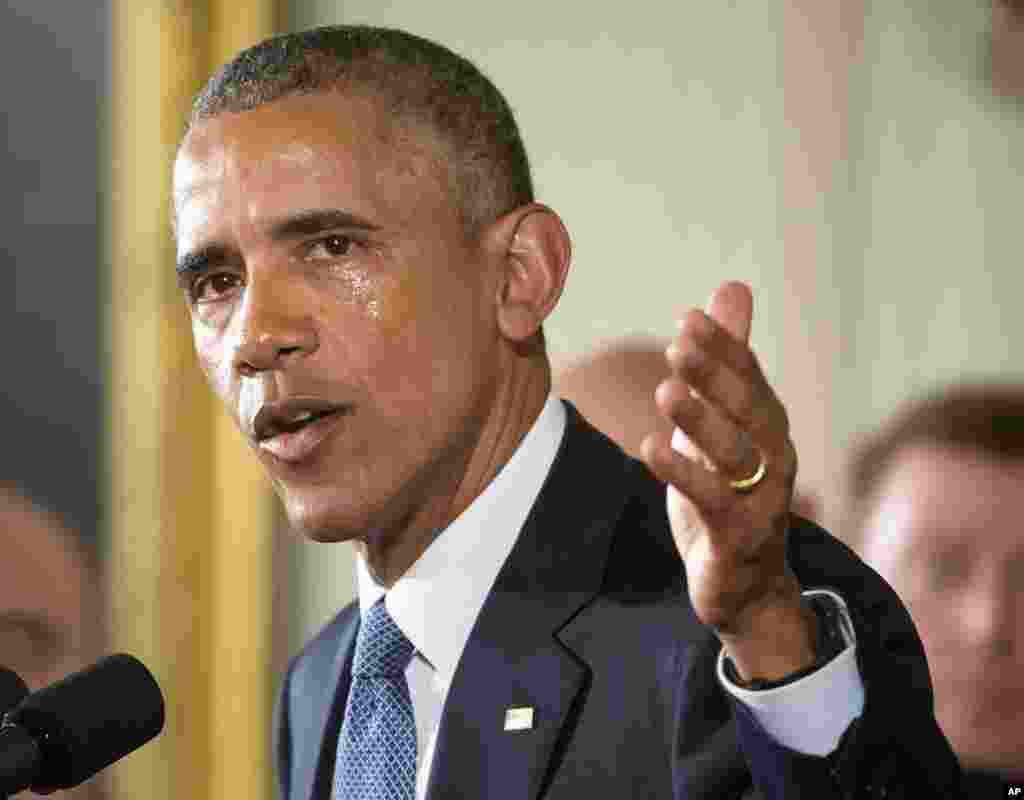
left=231, top=267, right=318, bottom=377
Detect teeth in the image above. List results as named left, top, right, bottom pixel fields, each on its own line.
left=290, top=410, right=316, bottom=423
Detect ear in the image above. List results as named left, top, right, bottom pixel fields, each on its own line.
left=485, top=203, right=572, bottom=344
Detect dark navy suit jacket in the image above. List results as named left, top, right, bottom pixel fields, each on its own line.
left=274, top=402, right=965, bottom=799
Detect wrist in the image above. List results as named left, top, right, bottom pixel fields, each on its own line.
left=719, top=596, right=818, bottom=684
left=722, top=592, right=850, bottom=690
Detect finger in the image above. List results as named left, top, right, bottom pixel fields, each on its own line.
left=665, top=335, right=756, bottom=430
left=706, top=281, right=752, bottom=344
left=656, top=377, right=760, bottom=479
left=676, top=308, right=762, bottom=385
left=640, top=433, right=734, bottom=515
left=670, top=420, right=704, bottom=464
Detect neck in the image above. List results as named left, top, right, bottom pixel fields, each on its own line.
left=358, top=358, right=551, bottom=588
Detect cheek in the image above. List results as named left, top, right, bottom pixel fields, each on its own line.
left=895, top=577, right=962, bottom=660
left=323, top=304, right=439, bottom=413
left=321, top=278, right=478, bottom=418
left=904, top=597, right=944, bottom=649
left=192, top=321, right=237, bottom=407
left=861, top=529, right=906, bottom=591
left=863, top=534, right=945, bottom=643
left=325, top=264, right=412, bottom=329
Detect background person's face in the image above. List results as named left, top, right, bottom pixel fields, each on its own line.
left=0, top=515, right=89, bottom=692
left=0, top=505, right=103, bottom=799
left=861, top=444, right=1024, bottom=775
left=174, top=92, right=504, bottom=548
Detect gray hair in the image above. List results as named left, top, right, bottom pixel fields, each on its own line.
left=188, top=25, right=535, bottom=235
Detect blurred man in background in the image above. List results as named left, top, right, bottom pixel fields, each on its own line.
left=0, top=484, right=107, bottom=799
left=848, top=383, right=1024, bottom=788
left=555, top=338, right=821, bottom=521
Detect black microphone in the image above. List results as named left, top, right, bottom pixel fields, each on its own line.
left=0, top=669, right=28, bottom=716
left=0, top=653, right=165, bottom=796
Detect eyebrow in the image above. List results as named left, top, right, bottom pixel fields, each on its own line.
left=176, top=243, right=233, bottom=276
left=175, top=209, right=379, bottom=276
left=268, top=208, right=379, bottom=240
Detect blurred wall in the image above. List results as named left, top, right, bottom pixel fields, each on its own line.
left=278, top=0, right=1024, bottom=643
left=0, top=0, right=105, bottom=550
left=844, top=0, right=1024, bottom=422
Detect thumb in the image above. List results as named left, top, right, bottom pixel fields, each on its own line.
left=706, top=281, right=753, bottom=344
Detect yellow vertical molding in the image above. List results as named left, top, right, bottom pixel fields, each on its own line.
left=108, top=4, right=209, bottom=800
left=107, top=2, right=278, bottom=800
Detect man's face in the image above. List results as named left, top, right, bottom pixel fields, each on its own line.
left=861, top=444, right=1024, bottom=775
left=173, top=92, right=505, bottom=549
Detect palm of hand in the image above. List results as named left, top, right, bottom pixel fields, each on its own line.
left=667, top=426, right=795, bottom=634
left=643, top=282, right=800, bottom=638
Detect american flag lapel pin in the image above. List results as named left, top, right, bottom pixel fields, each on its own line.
left=503, top=706, right=535, bottom=731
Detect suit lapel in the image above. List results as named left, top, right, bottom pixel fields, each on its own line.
left=291, top=604, right=359, bottom=800
left=424, top=402, right=634, bottom=800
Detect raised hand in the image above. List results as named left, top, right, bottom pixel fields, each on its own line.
left=640, top=281, right=817, bottom=682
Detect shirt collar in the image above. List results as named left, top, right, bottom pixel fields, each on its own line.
left=357, top=392, right=567, bottom=691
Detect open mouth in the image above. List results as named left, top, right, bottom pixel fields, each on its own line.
left=253, top=401, right=350, bottom=464
left=272, top=408, right=334, bottom=435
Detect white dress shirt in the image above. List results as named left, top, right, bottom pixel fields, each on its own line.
left=355, top=393, right=864, bottom=798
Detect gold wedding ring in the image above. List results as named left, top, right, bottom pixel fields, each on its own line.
left=729, top=451, right=767, bottom=492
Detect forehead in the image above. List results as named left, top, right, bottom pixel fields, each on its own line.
left=174, top=91, right=451, bottom=241
left=864, top=443, right=1024, bottom=558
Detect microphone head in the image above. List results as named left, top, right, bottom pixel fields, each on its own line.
left=0, top=666, right=29, bottom=714
left=5, top=653, right=165, bottom=789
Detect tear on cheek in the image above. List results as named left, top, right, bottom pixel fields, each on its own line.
left=328, top=265, right=392, bottom=321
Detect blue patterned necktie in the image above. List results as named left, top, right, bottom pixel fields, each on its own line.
left=333, top=597, right=417, bottom=800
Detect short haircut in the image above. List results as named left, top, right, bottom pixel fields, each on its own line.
left=189, top=25, right=534, bottom=235
left=849, top=381, right=1024, bottom=512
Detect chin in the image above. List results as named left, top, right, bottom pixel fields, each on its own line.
left=285, top=507, right=367, bottom=544
left=296, top=524, right=360, bottom=544
left=280, top=487, right=401, bottom=545
left=958, top=746, right=1024, bottom=778
left=944, top=720, right=1024, bottom=775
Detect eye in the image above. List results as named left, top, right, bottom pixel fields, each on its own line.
left=193, top=271, right=242, bottom=303
left=924, top=551, right=970, bottom=591
left=308, top=234, right=356, bottom=260
left=1006, top=555, right=1024, bottom=588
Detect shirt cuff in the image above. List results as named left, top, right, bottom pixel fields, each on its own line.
left=716, top=588, right=865, bottom=757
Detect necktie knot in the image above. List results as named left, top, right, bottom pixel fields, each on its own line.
left=353, top=598, right=414, bottom=679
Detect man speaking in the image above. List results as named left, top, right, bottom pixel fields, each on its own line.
left=172, top=26, right=965, bottom=799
